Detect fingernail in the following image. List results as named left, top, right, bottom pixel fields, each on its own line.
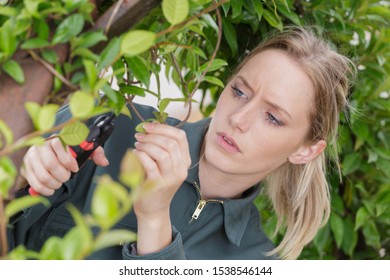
left=134, top=133, right=144, bottom=140
left=134, top=142, right=140, bottom=148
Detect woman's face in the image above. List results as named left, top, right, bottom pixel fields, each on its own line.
left=203, top=49, right=315, bottom=181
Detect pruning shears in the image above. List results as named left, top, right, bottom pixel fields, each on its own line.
left=29, top=113, right=115, bottom=196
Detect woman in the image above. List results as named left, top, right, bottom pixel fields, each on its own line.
left=10, top=27, right=354, bottom=259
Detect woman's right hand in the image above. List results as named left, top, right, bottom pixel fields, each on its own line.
left=21, top=137, right=109, bottom=196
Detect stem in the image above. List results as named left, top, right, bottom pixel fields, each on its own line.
left=28, top=50, right=78, bottom=91
left=176, top=0, right=224, bottom=127
left=0, top=118, right=79, bottom=158
left=127, top=98, right=146, bottom=123
left=170, top=53, right=188, bottom=98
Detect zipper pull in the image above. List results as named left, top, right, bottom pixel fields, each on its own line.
left=191, top=200, right=207, bottom=221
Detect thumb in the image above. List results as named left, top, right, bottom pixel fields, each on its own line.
left=90, top=147, right=109, bottom=166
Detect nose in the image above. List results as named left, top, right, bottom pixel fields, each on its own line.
left=229, top=104, right=256, bottom=133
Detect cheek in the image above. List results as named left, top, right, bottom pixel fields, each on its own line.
left=244, top=128, right=301, bottom=165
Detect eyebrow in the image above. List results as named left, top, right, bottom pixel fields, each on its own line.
left=264, top=100, right=292, bottom=120
left=235, top=75, right=293, bottom=120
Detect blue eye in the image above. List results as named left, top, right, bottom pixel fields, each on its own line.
left=230, top=85, right=247, bottom=99
left=266, top=113, right=283, bottom=127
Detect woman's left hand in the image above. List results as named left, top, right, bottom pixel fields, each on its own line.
left=132, top=122, right=191, bottom=255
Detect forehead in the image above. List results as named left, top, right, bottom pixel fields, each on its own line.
left=236, top=49, right=315, bottom=120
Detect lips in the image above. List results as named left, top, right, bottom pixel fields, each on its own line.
left=216, top=132, right=241, bottom=153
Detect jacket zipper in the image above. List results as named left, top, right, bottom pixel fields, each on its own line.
left=190, top=181, right=224, bottom=223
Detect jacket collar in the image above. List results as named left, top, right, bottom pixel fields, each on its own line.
left=182, top=119, right=260, bottom=247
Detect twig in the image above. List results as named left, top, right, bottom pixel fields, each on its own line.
left=170, top=53, right=188, bottom=97
left=175, top=0, right=224, bottom=127
left=104, top=0, right=124, bottom=35
left=0, top=118, right=79, bottom=157
left=127, top=97, right=146, bottom=123
left=28, top=50, right=78, bottom=91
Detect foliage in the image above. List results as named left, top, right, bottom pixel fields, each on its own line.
left=0, top=0, right=389, bottom=260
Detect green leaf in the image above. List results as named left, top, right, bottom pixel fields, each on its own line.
left=24, top=0, right=44, bottom=17
left=0, top=6, right=17, bottom=17
left=342, top=153, right=361, bottom=175
left=125, top=56, right=151, bottom=88
left=276, top=2, right=301, bottom=25
left=39, top=237, right=62, bottom=260
left=25, top=102, right=41, bottom=129
left=204, top=76, right=224, bottom=88
left=362, top=220, right=381, bottom=249
left=61, top=227, right=89, bottom=260
left=355, top=207, right=370, bottom=230
left=252, top=1, right=264, bottom=20
left=313, top=224, right=330, bottom=254
left=119, top=150, right=144, bottom=188
left=162, top=0, right=189, bottom=25
left=91, top=175, right=122, bottom=229
left=69, top=91, right=95, bottom=118
left=66, top=204, right=92, bottom=255
left=72, top=31, right=107, bottom=49
left=0, top=21, right=17, bottom=56
left=41, top=50, right=59, bottom=64
left=119, top=85, right=145, bottom=97
left=83, top=59, right=97, bottom=90
left=263, top=9, right=283, bottom=30
left=0, top=157, right=17, bottom=197
left=330, top=213, right=344, bottom=248
left=331, top=193, right=344, bottom=215
left=38, top=104, right=59, bottom=131
left=135, top=122, right=146, bottom=133
left=5, top=196, right=49, bottom=220
left=72, top=47, right=100, bottom=62
left=341, top=216, right=358, bottom=257
left=98, top=37, right=121, bottom=70
left=2, top=60, right=25, bottom=84
left=21, top=38, right=50, bottom=49
left=121, top=30, right=156, bottom=57
left=102, top=83, right=119, bottom=104
left=93, top=230, right=136, bottom=252
left=199, top=58, right=228, bottom=73
left=0, top=120, right=13, bottom=147
left=222, top=19, right=238, bottom=56
left=59, top=122, right=89, bottom=146
left=230, top=0, right=243, bottom=18
left=52, top=14, right=85, bottom=44
left=34, top=19, right=50, bottom=41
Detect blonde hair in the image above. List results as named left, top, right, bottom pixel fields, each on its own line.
left=235, top=27, right=355, bottom=259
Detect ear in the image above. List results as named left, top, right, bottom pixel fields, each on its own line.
left=288, top=140, right=327, bottom=165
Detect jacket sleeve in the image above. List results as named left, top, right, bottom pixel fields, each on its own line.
left=121, top=226, right=186, bottom=260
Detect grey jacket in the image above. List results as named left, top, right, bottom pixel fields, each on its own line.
left=8, top=103, right=275, bottom=259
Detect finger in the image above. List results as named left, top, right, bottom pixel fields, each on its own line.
left=50, top=138, right=79, bottom=173
left=143, top=123, right=190, bottom=156
left=24, top=158, right=56, bottom=196
left=134, top=141, right=173, bottom=175
left=34, top=150, right=64, bottom=189
left=133, top=149, right=161, bottom=180
left=135, top=133, right=190, bottom=169
left=39, top=143, right=73, bottom=184
left=90, top=146, right=109, bottom=166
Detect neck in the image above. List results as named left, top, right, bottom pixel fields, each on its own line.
left=198, top=156, right=261, bottom=200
